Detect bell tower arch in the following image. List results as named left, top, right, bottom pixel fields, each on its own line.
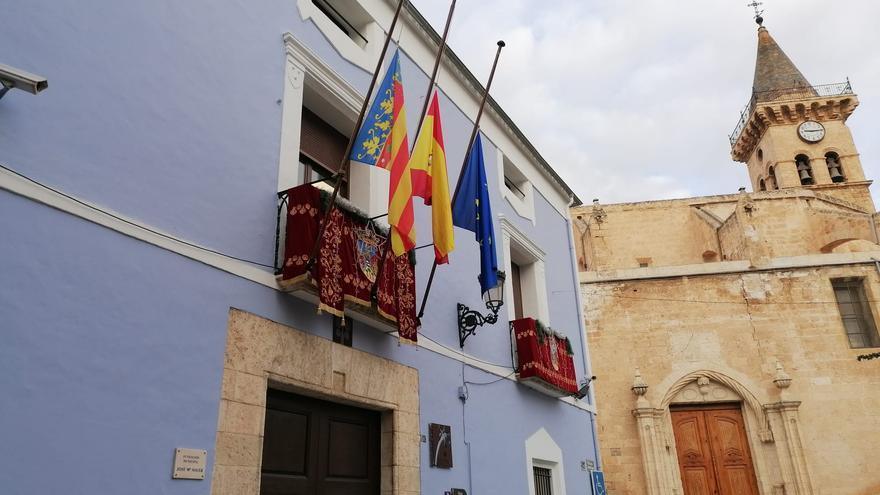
left=729, top=18, right=873, bottom=211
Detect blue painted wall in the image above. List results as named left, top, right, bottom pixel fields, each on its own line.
left=0, top=0, right=597, bottom=493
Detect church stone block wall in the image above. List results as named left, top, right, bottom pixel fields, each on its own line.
left=583, top=266, right=880, bottom=495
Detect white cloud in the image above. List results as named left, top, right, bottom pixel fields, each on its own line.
left=410, top=0, right=880, bottom=204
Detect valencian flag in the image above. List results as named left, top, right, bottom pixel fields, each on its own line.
left=350, top=50, right=415, bottom=256
left=409, top=92, right=454, bottom=264
left=451, top=134, right=498, bottom=294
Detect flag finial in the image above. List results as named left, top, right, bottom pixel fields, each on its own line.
left=747, top=1, right=764, bottom=26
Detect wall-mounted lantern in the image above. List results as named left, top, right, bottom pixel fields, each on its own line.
left=457, top=271, right=505, bottom=348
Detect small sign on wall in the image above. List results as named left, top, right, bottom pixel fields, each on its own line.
left=428, top=423, right=453, bottom=469
left=172, top=448, right=207, bottom=480
left=590, top=470, right=607, bottom=495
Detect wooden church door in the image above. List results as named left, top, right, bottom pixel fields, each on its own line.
left=671, top=404, right=759, bottom=495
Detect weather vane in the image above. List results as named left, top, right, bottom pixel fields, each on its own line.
left=747, top=1, right=765, bottom=25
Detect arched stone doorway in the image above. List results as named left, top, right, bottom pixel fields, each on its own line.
left=630, top=367, right=815, bottom=495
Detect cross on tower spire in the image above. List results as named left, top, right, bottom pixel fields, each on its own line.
left=747, top=1, right=764, bottom=25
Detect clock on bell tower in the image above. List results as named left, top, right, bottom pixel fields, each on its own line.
left=729, top=18, right=873, bottom=211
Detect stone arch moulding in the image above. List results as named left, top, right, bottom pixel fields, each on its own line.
left=634, top=369, right=771, bottom=495
left=659, top=369, right=772, bottom=441
left=822, top=146, right=844, bottom=156
left=632, top=367, right=816, bottom=495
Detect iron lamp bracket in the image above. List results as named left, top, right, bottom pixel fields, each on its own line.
left=457, top=301, right=503, bottom=348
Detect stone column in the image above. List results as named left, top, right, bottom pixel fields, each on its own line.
left=840, top=153, right=866, bottom=181
left=810, top=157, right=832, bottom=185
left=631, top=369, right=677, bottom=495
left=777, top=402, right=814, bottom=495
left=774, top=160, right=801, bottom=188
left=633, top=407, right=662, bottom=495
left=764, top=362, right=815, bottom=495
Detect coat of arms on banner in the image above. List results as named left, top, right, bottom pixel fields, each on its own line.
left=355, top=226, right=385, bottom=283
left=549, top=334, right=560, bottom=371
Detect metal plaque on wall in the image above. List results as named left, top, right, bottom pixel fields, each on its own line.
left=428, top=423, right=453, bottom=469
left=172, top=448, right=207, bottom=480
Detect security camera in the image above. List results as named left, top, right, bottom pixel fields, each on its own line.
left=0, top=63, right=48, bottom=99
left=572, top=375, right=597, bottom=400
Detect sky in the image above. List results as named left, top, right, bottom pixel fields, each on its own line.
left=408, top=0, right=880, bottom=204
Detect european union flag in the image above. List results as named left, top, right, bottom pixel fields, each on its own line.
left=451, top=134, right=498, bottom=294
left=350, top=51, right=401, bottom=166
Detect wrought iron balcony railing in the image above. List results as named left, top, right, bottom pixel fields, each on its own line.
left=729, top=80, right=854, bottom=146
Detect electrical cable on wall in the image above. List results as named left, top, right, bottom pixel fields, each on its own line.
left=3, top=161, right=533, bottom=380
left=0, top=163, right=276, bottom=269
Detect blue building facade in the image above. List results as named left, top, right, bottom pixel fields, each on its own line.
left=0, top=1, right=599, bottom=494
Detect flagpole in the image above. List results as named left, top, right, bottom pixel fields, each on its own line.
left=417, top=40, right=505, bottom=319
left=306, top=0, right=407, bottom=271
left=370, top=0, right=457, bottom=303
left=413, top=0, right=457, bottom=151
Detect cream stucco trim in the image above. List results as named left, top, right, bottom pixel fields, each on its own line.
left=500, top=216, right=550, bottom=323
left=525, top=428, right=567, bottom=495
left=296, top=0, right=383, bottom=71
left=294, top=0, right=579, bottom=214
left=497, top=148, right=537, bottom=224
left=278, top=33, right=365, bottom=192
left=211, top=309, right=420, bottom=494
left=341, top=0, right=577, bottom=215
left=0, top=165, right=596, bottom=415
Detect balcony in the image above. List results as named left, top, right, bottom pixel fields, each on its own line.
left=729, top=81, right=854, bottom=146
left=274, top=183, right=419, bottom=343
left=511, top=317, right=578, bottom=397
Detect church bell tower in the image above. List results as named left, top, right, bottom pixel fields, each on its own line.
left=729, top=15, right=873, bottom=211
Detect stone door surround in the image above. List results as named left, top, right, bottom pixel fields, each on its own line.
left=211, top=309, right=421, bottom=495
left=631, top=367, right=814, bottom=495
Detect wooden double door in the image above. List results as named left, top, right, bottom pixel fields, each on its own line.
left=671, top=404, right=760, bottom=495
left=260, top=389, right=380, bottom=495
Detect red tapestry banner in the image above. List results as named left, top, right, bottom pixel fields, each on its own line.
left=512, top=317, right=577, bottom=395
left=281, top=184, right=418, bottom=344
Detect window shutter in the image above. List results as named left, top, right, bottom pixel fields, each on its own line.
left=300, top=107, right=348, bottom=174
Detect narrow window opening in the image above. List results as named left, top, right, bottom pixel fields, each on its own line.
left=510, top=261, right=524, bottom=320
left=796, top=154, right=814, bottom=186
left=504, top=175, right=527, bottom=199
left=311, top=0, right=369, bottom=47
left=768, top=165, right=778, bottom=190
left=502, top=155, right=528, bottom=201
left=759, top=178, right=766, bottom=191
left=832, top=278, right=880, bottom=349
left=533, top=466, right=553, bottom=495
left=757, top=148, right=764, bottom=162
left=826, top=152, right=846, bottom=183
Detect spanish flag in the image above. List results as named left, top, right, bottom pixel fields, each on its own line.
left=410, top=92, right=454, bottom=263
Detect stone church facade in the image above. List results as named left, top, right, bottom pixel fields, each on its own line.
left=572, top=21, right=880, bottom=495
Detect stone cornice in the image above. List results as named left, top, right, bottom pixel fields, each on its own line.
left=731, top=93, right=860, bottom=162
left=763, top=401, right=803, bottom=413
left=580, top=251, right=880, bottom=284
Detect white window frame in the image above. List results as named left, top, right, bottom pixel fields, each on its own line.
left=525, top=428, right=567, bottom=495
left=498, top=149, right=536, bottom=224
left=500, top=216, right=549, bottom=323
left=279, top=33, right=390, bottom=217
left=296, top=0, right=384, bottom=71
